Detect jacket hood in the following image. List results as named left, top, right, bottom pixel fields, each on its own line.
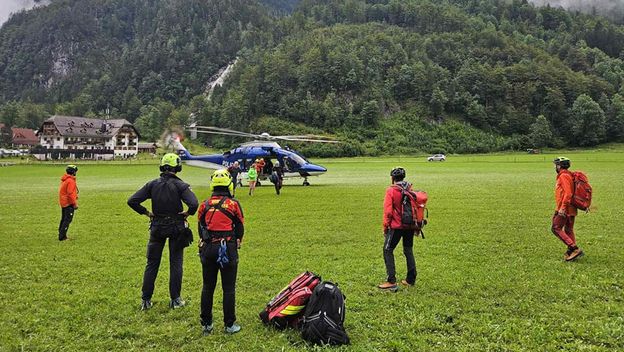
left=61, top=174, right=75, bottom=181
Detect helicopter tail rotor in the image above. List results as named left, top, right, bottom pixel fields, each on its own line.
left=160, top=127, right=187, bottom=152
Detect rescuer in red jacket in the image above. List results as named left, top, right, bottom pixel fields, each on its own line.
left=378, top=167, right=417, bottom=291
left=58, top=165, right=79, bottom=241
left=197, top=169, right=244, bottom=335
left=552, top=157, right=583, bottom=261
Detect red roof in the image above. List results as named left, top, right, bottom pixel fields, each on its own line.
left=12, top=127, right=38, bottom=145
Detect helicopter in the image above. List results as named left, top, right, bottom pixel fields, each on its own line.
left=166, top=126, right=338, bottom=186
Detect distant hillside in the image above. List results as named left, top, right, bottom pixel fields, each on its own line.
left=0, top=0, right=272, bottom=116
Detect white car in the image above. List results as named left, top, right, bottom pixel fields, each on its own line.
left=427, top=154, right=446, bottom=162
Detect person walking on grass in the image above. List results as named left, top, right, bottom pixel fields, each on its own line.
left=247, top=164, right=258, bottom=196
left=552, top=157, right=584, bottom=261
left=197, top=169, right=245, bottom=335
left=272, top=160, right=284, bottom=195
left=127, top=153, right=198, bottom=311
left=58, top=165, right=79, bottom=241
left=378, top=167, right=417, bottom=291
left=227, top=161, right=241, bottom=196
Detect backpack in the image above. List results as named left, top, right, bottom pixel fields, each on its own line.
left=259, top=272, right=321, bottom=329
left=395, top=185, right=429, bottom=237
left=571, top=171, right=592, bottom=211
left=301, top=281, right=350, bottom=346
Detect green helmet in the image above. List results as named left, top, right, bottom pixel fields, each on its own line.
left=160, top=153, right=182, bottom=172
left=66, top=165, right=78, bottom=175
left=210, top=169, right=233, bottom=193
left=553, top=156, right=571, bottom=169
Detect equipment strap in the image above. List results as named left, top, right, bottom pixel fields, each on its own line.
left=200, top=197, right=238, bottom=230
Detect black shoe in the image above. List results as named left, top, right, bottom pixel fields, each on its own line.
left=141, top=300, right=153, bottom=311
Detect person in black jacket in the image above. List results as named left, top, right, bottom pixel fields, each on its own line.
left=127, top=153, right=198, bottom=311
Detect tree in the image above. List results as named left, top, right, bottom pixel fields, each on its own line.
left=607, top=94, right=624, bottom=141
left=568, top=94, right=606, bottom=146
left=360, top=100, right=380, bottom=127
left=0, top=102, right=20, bottom=127
left=430, top=87, right=448, bottom=118
left=529, top=115, right=553, bottom=148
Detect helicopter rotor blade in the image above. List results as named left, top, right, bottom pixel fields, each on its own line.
left=193, top=126, right=261, bottom=138
left=191, top=125, right=340, bottom=143
left=272, top=136, right=340, bottom=143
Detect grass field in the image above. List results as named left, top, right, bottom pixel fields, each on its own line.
left=1, top=150, right=623, bottom=351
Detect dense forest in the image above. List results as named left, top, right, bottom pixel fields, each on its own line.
left=2, top=0, right=624, bottom=155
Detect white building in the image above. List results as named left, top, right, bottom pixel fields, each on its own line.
left=34, top=115, right=140, bottom=160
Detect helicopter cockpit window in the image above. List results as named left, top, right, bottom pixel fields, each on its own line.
left=288, top=154, right=306, bottom=165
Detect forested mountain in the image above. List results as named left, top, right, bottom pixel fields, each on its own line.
left=2, top=0, right=624, bottom=155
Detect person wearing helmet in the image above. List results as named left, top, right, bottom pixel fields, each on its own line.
left=127, top=153, right=199, bottom=311
left=197, top=169, right=245, bottom=335
left=271, top=160, right=284, bottom=195
left=58, top=165, right=79, bottom=241
left=226, top=161, right=241, bottom=196
left=378, top=167, right=418, bottom=291
left=247, top=163, right=258, bottom=196
left=552, top=157, right=584, bottom=261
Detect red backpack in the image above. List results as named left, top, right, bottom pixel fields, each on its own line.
left=259, top=272, right=321, bottom=329
left=571, top=171, right=592, bottom=211
left=396, top=185, right=429, bottom=237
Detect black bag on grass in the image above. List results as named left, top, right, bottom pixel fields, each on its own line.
left=301, top=281, right=350, bottom=346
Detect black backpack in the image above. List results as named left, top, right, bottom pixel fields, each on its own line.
left=301, top=281, right=350, bottom=346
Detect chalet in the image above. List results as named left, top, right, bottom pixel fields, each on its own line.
left=34, top=115, right=140, bottom=160
left=138, top=142, right=157, bottom=154
left=0, top=124, right=38, bottom=149
left=12, top=127, right=38, bottom=148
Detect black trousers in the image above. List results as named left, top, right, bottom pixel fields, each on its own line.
left=142, top=224, right=185, bottom=301
left=58, top=206, right=75, bottom=240
left=383, top=229, right=417, bottom=284
left=200, top=241, right=239, bottom=327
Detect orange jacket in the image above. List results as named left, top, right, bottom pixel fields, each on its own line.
left=59, top=174, right=78, bottom=207
left=555, top=170, right=577, bottom=216
left=383, top=182, right=413, bottom=231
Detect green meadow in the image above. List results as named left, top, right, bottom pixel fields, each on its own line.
left=0, top=150, right=623, bottom=351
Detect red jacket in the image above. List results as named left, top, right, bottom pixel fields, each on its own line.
left=555, top=169, right=577, bottom=216
left=383, top=182, right=412, bottom=231
left=59, top=174, right=78, bottom=207
left=198, top=195, right=244, bottom=235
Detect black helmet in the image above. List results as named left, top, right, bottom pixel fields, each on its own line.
left=553, top=156, right=571, bottom=169
left=66, top=164, right=78, bottom=175
left=390, top=167, right=406, bottom=180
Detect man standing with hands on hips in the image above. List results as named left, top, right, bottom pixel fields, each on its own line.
left=128, top=153, right=198, bottom=311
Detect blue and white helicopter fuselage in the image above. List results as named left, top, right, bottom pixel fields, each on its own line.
left=173, top=140, right=327, bottom=184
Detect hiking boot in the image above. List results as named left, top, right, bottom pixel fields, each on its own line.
left=378, top=282, right=398, bottom=291
left=169, top=297, right=186, bottom=309
left=565, top=248, right=584, bottom=261
left=225, top=323, right=241, bottom=334
left=201, top=322, right=214, bottom=335
left=141, top=300, right=153, bottom=311
left=400, top=279, right=414, bottom=287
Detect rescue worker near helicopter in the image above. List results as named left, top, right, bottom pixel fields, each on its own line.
left=197, top=169, right=244, bottom=335
left=127, top=153, right=198, bottom=311
left=58, top=165, right=79, bottom=241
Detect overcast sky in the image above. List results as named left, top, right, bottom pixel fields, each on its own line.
left=529, top=0, right=624, bottom=13
left=0, top=0, right=49, bottom=26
